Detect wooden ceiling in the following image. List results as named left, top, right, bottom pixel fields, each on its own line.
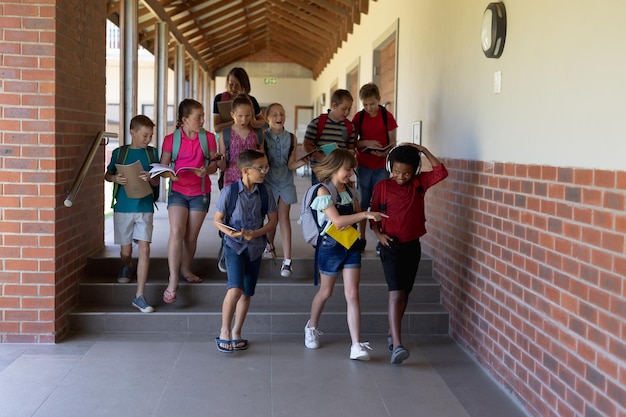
left=106, top=0, right=376, bottom=79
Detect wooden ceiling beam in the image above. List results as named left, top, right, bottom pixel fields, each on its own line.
left=266, top=11, right=335, bottom=45
left=141, top=0, right=210, bottom=73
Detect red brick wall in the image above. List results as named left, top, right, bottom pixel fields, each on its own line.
left=421, top=159, right=626, bottom=417
left=0, top=1, right=106, bottom=342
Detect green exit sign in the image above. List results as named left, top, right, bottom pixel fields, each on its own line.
left=264, top=77, right=277, bottom=85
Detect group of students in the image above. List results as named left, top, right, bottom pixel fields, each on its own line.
left=105, top=67, right=448, bottom=364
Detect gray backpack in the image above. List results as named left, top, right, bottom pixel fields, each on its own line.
left=299, top=182, right=340, bottom=247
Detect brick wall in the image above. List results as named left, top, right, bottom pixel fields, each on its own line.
left=0, top=1, right=106, bottom=342
left=421, top=159, right=626, bottom=417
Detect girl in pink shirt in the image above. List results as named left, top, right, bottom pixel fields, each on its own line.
left=159, top=99, right=219, bottom=303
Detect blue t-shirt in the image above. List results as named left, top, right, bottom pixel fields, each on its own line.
left=107, top=147, right=155, bottom=213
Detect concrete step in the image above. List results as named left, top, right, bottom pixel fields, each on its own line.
left=68, top=304, right=449, bottom=336
left=86, top=255, right=434, bottom=281
left=70, top=255, right=449, bottom=335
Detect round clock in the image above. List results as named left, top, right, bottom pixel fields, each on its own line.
left=481, top=2, right=507, bottom=58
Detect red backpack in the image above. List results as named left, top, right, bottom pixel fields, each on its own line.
left=315, top=113, right=353, bottom=144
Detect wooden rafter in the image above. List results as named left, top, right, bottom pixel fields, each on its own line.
left=107, top=0, right=372, bottom=77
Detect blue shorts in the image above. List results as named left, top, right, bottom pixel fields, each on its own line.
left=167, top=190, right=210, bottom=212
left=380, top=239, right=421, bottom=293
left=224, top=244, right=261, bottom=297
left=317, top=235, right=361, bottom=277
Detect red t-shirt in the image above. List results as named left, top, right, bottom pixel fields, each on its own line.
left=369, top=165, right=448, bottom=242
left=353, top=109, right=398, bottom=170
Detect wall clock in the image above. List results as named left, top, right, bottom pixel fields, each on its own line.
left=481, top=2, right=507, bottom=58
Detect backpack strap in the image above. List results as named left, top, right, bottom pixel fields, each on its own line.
left=111, top=145, right=130, bottom=208
left=225, top=127, right=264, bottom=164
left=223, top=127, right=232, bottom=164
left=172, top=128, right=210, bottom=195
left=316, top=113, right=353, bottom=145
left=223, top=182, right=269, bottom=230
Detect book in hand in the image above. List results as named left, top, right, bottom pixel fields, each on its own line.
left=149, top=163, right=203, bottom=179
left=318, top=143, right=337, bottom=155
left=321, top=222, right=360, bottom=250
left=295, top=148, right=317, bottom=161
left=217, top=100, right=233, bottom=123
left=115, top=160, right=152, bottom=199
left=214, top=221, right=239, bottom=232
left=360, top=143, right=394, bottom=153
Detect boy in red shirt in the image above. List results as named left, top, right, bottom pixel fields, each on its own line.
left=369, top=143, right=448, bottom=364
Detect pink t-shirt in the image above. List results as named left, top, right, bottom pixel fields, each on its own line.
left=162, top=129, right=216, bottom=196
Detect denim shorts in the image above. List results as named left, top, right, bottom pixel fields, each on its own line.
left=224, top=244, right=261, bottom=297
left=167, top=190, right=210, bottom=212
left=380, top=239, right=421, bottom=293
left=317, top=235, right=361, bottom=277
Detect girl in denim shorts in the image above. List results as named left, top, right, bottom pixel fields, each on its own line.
left=303, top=149, right=387, bottom=361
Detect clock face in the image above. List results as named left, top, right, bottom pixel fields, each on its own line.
left=481, top=9, right=493, bottom=51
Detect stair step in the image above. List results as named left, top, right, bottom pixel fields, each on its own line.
left=68, top=304, right=449, bottom=335
left=73, top=254, right=448, bottom=336
left=77, top=277, right=443, bottom=307
left=86, top=256, right=434, bottom=281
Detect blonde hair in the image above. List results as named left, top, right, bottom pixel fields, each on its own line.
left=263, top=102, right=284, bottom=119
left=312, top=149, right=356, bottom=183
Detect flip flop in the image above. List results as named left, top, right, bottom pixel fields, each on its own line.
left=163, top=288, right=177, bottom=303
left=183, top=274, right=203, bottom=283
left=215, top=337, right=233, bottom=353
left=232, top=339, right=248, bottom=351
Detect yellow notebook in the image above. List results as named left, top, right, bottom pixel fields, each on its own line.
left=322, top=222, right=360, bottom=249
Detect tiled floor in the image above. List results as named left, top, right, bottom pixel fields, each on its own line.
left=0, top=332, right=529, bottom=417
left=0, top=173, right=528, bottom=416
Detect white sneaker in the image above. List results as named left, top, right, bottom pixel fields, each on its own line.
left=350, top=342, right=372, bottom=361
left=263, top=243, right=275, bottom=259
left=304, top=320, right=322, bottom=349
left=280, top=259, right=292, bottom=278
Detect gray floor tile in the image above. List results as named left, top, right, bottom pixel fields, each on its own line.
left=0, top=333, right=528, bottom=417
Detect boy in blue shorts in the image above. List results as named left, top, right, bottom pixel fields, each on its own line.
left=370, top=143, right=448, bottom=364
left=105, top=115, right=160, bottom=313
left=213, top=149, right=278, bottom=353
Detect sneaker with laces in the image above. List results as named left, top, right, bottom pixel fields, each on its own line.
left=304, top=320, right=322, bottom=349
left=132, top=295, right=155, bottom=313
left=280, top=260, right=292, bottom=278
left=263, top=243, right=276, bottom=259
left=350, top=342, right=372, bottom=361
left=117, top=265, right=132, bottom=283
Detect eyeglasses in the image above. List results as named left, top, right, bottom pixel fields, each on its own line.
left=249, top=165, right=270, bottom=174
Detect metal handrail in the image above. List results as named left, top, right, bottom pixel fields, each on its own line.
left=64, top=131, right=118, bottom=208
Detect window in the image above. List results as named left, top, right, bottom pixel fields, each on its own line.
left=141, top=104, right=175, bottom=125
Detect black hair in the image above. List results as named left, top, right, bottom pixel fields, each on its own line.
left=388, top=145, right=421, bottom=174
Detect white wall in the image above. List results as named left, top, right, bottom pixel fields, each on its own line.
left=313, top=0, right=626, bottom=170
